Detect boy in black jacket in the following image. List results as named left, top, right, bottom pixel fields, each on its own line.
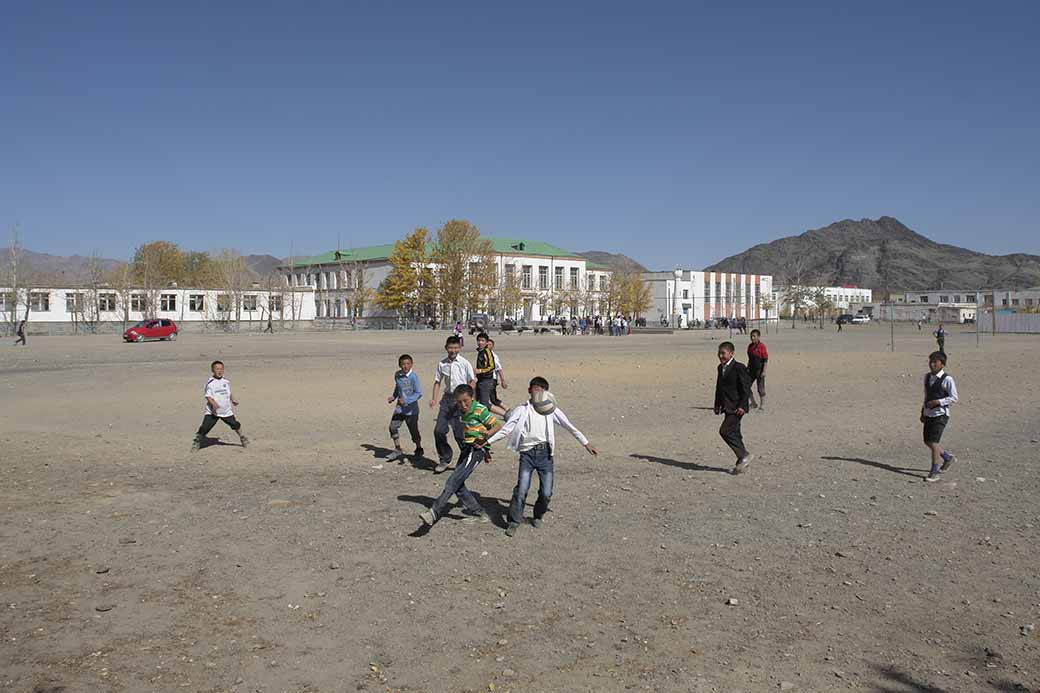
left=714, top=341, right=753, bottom=474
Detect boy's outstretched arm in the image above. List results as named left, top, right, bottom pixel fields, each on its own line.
left=553, top=409, right=597, bottom=454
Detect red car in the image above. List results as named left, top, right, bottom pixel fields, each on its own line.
left=123, top=319, right=178, bottom=342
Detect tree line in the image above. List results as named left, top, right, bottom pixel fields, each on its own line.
left=374, top=220, right=652, bottom=323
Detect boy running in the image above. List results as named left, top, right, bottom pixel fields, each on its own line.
left=714, top=341, right=753, bottom=474
left=488, top=377, right=598, bottom=537
left=418, top=385, right=502, bottom=527
left=192, top=360, right=248, bottom=451
left=746, top=329, right=769, bottom=412
left=387, top=354, right=423, bottom=462
left=430, top=335, right=476, bottom=473
left=921, top=351, right=958, bottom=482
left=487, top=337, right=508, bottom=414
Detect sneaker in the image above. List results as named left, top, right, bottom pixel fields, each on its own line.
left=733, top=454, right=753, bottom=475
left=462, top=509, right=490, bottom=524
left=239, top=434, right=249, bottom=448
left=924, top=471, right=942, bottom=483
left=434, top=461, right=449, bottom=474
left=505, top=522, right=520, bottom=537
left=532, top=518, right=543, bottom=529
left=419, top=509, right=437, bottom=526
left=940, top=454, right=956, bottom=472
left=191, top=437, right=202, bottom=452
left=386, top=449, right=404, bottom=462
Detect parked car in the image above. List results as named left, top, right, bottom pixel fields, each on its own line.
left=851, top=314, right=870, bottom=324
left=123, top=319, right=178, bottom=342
left=836, top=314, right=856, bottom=325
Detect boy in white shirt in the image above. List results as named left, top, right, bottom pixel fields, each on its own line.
left=192, top=360, right=248, bottom=451
left=487, top=376, right=598, bottom=537
left=429, top=335, right=477, bottom=473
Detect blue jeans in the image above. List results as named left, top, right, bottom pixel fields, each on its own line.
left=431, top=445, right=485, bottom=519
left=508, top=445, right=554, bottom=525
left=434, top=396, right=465, bottom=465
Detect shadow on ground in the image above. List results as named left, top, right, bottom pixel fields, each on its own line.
left=630, top=453, right=731, bottom=474
left=362, top=444, right=437, bottom=471
left=822, top=455, right=926, bottom=479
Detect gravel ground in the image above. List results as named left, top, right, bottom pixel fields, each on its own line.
left=1, top=324, right=1038, bottom=692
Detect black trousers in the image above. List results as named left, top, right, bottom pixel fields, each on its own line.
left=197, top=414, right=241, bottom=436
left=475, top=377, right=496, bottom=408
left=389, top=412, right=421, bottom=446
left=719, top=413, right=748, bottom=460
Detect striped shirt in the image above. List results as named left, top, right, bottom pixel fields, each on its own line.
left=461, top=400, right=498, bottom=445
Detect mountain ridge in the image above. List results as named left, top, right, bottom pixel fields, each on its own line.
left=705, top=217, right=1040, bottom=291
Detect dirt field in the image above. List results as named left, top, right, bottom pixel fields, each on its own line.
left=1, top=324, right=1038, bottom=693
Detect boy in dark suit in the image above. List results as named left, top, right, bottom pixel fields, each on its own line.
left=714, top=341, right=753, bottom=474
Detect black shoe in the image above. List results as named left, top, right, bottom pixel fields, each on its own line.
left=940, top=454, right=956, bottom=472
left=413, top=447, right=424, bottom=459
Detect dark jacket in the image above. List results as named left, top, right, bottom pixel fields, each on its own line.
left=715, top=359, right=751, bottom=414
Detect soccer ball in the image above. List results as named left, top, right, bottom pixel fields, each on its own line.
left=530, top=389, right=557, bottom=416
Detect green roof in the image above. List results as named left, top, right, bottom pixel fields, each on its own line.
left=284, top=236, right=585, bottom=268
left=586, top=261, right=612, bottom=271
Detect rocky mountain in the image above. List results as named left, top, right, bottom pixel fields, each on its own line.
left=705, top=217, right=1040, bottom=291
left=580, top=250, right=647, bottom=275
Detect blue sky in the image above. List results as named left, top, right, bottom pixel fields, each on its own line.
left=2, top=1, right=1038, bottom=268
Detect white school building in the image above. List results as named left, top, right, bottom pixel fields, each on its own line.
left=642, top=270, right=774, bottom=328
left=1, top=285, right=316, bottom=336
left=280, top=237, right=613, bottom=323
left=771, top=285, right=873, bottom=315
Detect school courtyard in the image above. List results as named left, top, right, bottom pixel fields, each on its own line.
left=1, top=324, right=1037, bottom=692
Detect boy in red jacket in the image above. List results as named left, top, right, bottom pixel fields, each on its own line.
left=746, top=329, right=768, bottom=412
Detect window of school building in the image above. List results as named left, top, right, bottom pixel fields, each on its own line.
left=131, top=293, right=146, bottom=312
left=217, top=294, right=232, bottom=312
left=65, top=292, right=83, bottom=312
left=243, top=295, right=258, bottom=311
left=521, top=265, right=532, bottom=289
left=538, top=266, right=548, bottom=289
left=0, top=292, right=12, bottom=311
left=940, top=295, right=949, bottom=303
left=598, top=275, right=606, bottom=291
left=30, top=291, right=50, bottom=312
left=161, top=293, right=176, bottom=311
left=269, top=294, right=283, bottom=313
left=554, top=267, right=563, bottom=290
left=570, top=267, right=578, bottom=287
left=99, top=293, right=117, bottom=312
left=189, top=294, right=205, bottom=312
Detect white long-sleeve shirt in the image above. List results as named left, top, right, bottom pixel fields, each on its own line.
left=487, top=402, right=589, bottom=453
left=922, top=370, right=959, bottom=418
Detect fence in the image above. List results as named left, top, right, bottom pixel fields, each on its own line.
left=990, top=312, right=1040, bottom=334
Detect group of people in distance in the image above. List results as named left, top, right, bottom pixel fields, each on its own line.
left=188, top=324, right=960, bottom=535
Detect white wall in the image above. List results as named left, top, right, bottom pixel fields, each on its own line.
left=0, top=286, right=317, bottom=326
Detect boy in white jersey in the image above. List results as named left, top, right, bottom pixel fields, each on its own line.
left=488, top=376, right=598, bottom=537
left=192, top=360, right=248, bottom=451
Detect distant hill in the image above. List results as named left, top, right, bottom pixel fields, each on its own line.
left=580, top=250, right=647, bottom=274
left=244, top=254, right=284, bottom=277
left=0, top=247, right=122, bottom=284
left=1, top=249, right=286, bottom=284
left=705, top=217, right=1040, bottom=291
